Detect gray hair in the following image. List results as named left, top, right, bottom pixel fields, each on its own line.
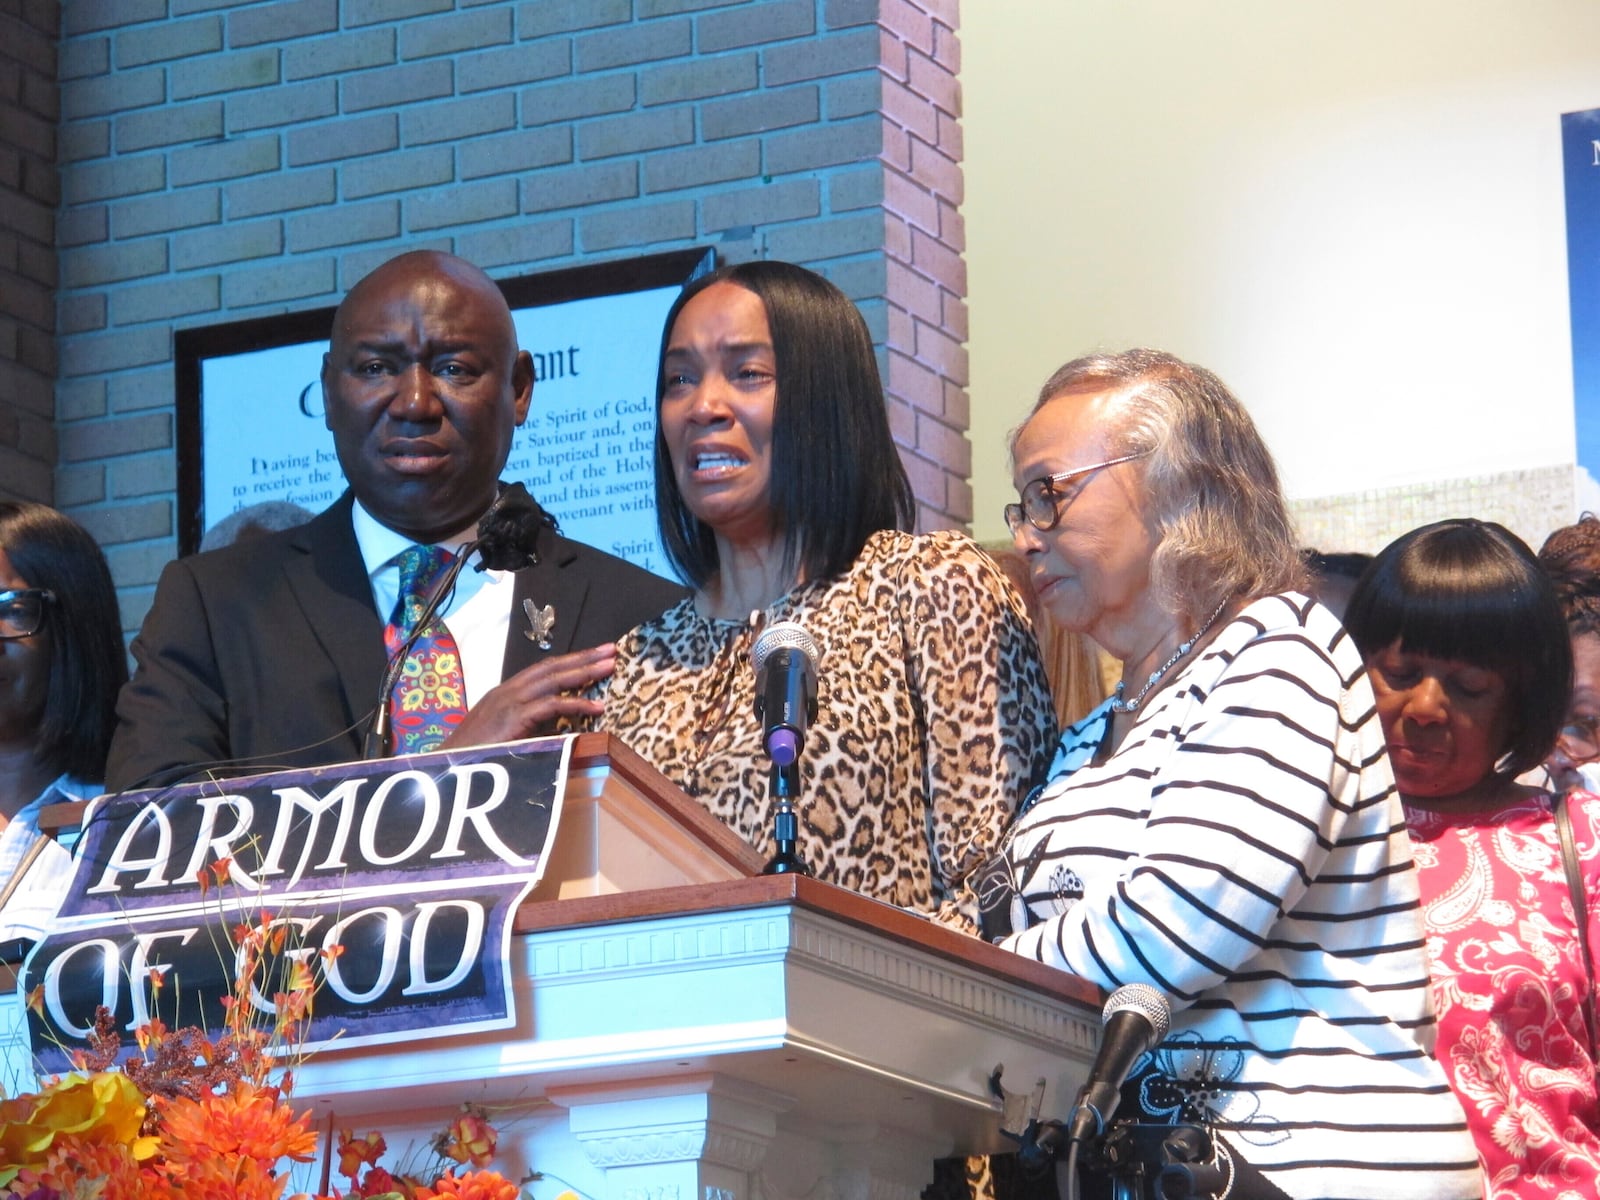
left=1018, top=348, right=1305, bottom=619
left=201, top=500, right=315, bottom=552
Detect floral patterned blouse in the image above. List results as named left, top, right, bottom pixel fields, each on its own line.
left=1405, top=789, right=1600, bottom=1198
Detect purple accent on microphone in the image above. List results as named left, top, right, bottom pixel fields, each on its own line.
left=767, top=727, right=800, bottom=767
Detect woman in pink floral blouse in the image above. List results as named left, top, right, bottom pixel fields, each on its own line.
left=1347, top=518, right=1600, bottom=1198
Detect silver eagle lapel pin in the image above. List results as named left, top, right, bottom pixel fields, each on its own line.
left=523, top=599, right=556, bottom=650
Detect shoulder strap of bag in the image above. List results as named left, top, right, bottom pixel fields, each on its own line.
left=1554, top=791, right=1600, bottom=1054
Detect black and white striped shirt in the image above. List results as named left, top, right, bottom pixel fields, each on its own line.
left=1001, top=594, right=1481, bottom=1199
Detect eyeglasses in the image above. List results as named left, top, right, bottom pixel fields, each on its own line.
left=1003, top=450, right=1152, bottom=534
left=1558, top=712, right=1600, bottom=762
left=0, top=588, right=55, bottom=640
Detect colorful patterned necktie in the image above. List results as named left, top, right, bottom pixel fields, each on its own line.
left=383, top=545, right=467, bottom=756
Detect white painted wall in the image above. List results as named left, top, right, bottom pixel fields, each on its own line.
left=963, top=0, right=1600, bottom=543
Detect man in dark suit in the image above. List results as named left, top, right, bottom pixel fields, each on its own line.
left=106, top=250, right=684, bottom=792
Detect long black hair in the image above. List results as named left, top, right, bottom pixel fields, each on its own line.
left=0, top=502, right=127, bottom=781
left=652, top=260, right=916, bottom=589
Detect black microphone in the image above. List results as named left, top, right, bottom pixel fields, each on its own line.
left=750, top=621, right=820, bottom=767
left=1066, top=983, right=1171, bottom=1146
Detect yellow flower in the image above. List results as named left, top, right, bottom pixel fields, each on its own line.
left=0, top=1071, right=155, bottom=1181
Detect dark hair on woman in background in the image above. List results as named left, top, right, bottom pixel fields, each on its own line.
left=1301, top=548, right=1373, bottom=621
left=652, top=260, right=916, bottom=589
left=1344, top=517, right=1571, bottom=780
left=1302, top=548, right=1372, bottom=583
left=1538, top=512, right=1600, bottom=636
left=0, top=501, right=127, bottom=779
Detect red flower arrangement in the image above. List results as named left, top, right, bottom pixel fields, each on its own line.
left=0, top=862, right=551, bottom=1200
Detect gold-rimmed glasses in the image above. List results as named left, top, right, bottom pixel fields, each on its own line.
left=1003, top=450, right=1152, bottom=534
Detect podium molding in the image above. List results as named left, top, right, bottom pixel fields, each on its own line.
left=12, top=733, right=1101, bottom=1200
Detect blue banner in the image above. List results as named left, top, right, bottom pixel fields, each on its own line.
left=1562, top=107, right=1600, bottom=485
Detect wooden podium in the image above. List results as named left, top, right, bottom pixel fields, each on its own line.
left=12, top=735, right=1103, bottom=1200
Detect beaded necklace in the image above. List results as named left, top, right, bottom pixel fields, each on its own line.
left=1108, top=596, right=1230, bottom=714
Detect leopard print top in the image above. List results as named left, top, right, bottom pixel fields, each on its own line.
left=597, top=529, right=1055, bottom=932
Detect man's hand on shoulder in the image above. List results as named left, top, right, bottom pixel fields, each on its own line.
left=442, top=643, right=616, bottom=748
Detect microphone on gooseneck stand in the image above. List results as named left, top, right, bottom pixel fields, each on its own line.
left=362, top=484, right=552, bottom=759
left=750, top=621, right=819, bottom=875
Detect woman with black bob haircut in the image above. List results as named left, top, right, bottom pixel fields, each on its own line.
left=0, top=501, right=127, bottom=948
left=599, top=260, right=1054, bottom=932
left=652, top=260, right=916, bottom=589
left=1346, top=518, right=1600, bottom=1193
left=1345, top=517, right=1569, bottom=783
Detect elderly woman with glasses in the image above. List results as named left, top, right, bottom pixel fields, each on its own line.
left=0, top=502, right=126, bottom=951
left=980, top=350, right=1479, bottom=1199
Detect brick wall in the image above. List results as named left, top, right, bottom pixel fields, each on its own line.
left=0, top=0, right=60, bottom=505
left=38, top=0, right=968, bottom=630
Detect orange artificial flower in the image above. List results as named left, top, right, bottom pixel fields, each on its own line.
left=439, top=1108, right=497, bottom=1168
left=136, top=1016, right=170, bottom=1053
left=353, top=1164, right=421, bottom=1197
left=413, top=1168, right=520, bottom=1200
left=337, top=1128, right=389, bottom=1179
left=6, top=1134, right=148, bottom=1200
left=196, top=855, right=233, bottom=896
left=275, top=987, right=312, bottom=1026
left=155, top=1079, right=317, bottom=1167
left=142, top=1153, right=285, bottom=1200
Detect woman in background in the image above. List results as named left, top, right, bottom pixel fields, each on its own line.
left=1346, top=518, right=1600, bottom=1198
left=600, top=260, right=1054, bottom=932
left=1537, top=514, right=1600, bottom=790
left=988, top=349, right=1478, bottom=1198
left=0, top=501, right=126, bottom=949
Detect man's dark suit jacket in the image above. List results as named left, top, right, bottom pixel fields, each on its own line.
left=105, top=492, right=685, bottom=792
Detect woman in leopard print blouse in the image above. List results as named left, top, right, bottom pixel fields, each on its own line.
left=596, top=261, right=1054, bottom=933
